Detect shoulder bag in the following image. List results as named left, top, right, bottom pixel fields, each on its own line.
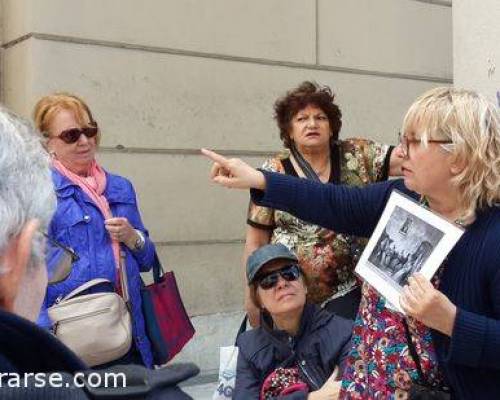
left=48, top=251, right=132, bottom=367
left=140, top=253, right=195, bottom=366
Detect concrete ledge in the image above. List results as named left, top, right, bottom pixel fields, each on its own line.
left=171, top=310, right=246, bottom=375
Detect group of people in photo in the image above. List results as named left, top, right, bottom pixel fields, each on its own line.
left=371, top=229, right=431, bottom=285
left=0, top=79, right=499, bottom=400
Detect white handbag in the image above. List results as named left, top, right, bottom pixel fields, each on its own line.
left=48, top=253, right=132, bottom=367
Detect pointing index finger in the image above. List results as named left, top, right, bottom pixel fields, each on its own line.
left=201, top=148, right=229, bottom=166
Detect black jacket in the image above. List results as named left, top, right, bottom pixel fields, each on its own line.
left=0, top=309, right=195, bottom=399
left=234, top=304, right=353, bottom=400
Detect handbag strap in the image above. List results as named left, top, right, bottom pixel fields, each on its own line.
left=234, top=315, right=248, bottom=346
left=152, top=252, right=165, bottom=283
left=119, top=250, right=130, bottom=304
left=290, top=145, right=321, bottom=182
left=402, top=318, right=428, bottom=386
left=59, top=278, right=112, bottom=302
left=59, top=251, right=129, bottom=303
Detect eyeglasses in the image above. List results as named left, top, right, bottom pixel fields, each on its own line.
left=256, top=264, right=301, bottom=290
left=40, top=231, right=79, bottom=284
left=398, top=132, right=453, bottom=158
left=52, top=122, right=98, bottom=144
left=398, top=132, right=452, bottom=158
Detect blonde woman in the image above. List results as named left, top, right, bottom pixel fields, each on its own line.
left=203, top=87, right=500, bottom=398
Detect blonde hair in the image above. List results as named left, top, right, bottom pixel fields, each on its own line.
left=33, top=93, right=100, bottom=145
left=402, top=87, right=500, bottom=222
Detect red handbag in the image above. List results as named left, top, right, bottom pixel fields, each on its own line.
left=260, top=367, right=309, bottom=400
left=141, top=254, right=195, bottom=365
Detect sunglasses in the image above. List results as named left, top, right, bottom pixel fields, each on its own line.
left=40, top=232, right=79, bottom=284
left=52, top=122, right=98, bottom=144
left=256, top=264, right=301, bottom=290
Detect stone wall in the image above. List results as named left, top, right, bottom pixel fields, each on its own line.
left=453, top=0, right=500, bottom=103
left=0, top=0, right=452, bottom=373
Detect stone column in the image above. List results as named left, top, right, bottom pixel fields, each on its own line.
left=454, top=0, right=500, bottom=104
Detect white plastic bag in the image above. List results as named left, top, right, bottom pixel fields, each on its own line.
left=213, top=345, right=239, bottom=399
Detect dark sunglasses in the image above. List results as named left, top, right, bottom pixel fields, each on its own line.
left=256, top=264, right=301, bottom=290
left=40, top=231, right=79, bottom=284
left=53, top=122, right=98, bottom=144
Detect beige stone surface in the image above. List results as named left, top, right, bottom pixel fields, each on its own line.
left=1, top=0, right=32, bottom=45
left=23, top=39, right=442, bottom=151
left=0, top=0, right=455, bottom=323
left=318, top=0, right=452, bottom=79
left=174, top=310, right=245, bottom=374
left=145, top=243, right=246, bottom=316
left=2, top=0, right=316, bottom=64
left=1, top=39, right=33, bottom=116
left=98, top=151, right=263, bottom=243
left=454, top=0, right=500, bottom=103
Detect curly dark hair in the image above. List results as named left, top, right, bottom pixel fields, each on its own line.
left=274, top=81, right=342, bottom=148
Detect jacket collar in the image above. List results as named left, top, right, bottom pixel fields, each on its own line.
left=52, top=168, right=132, bottom=204
left=52, top=168, right=77, bottom=193
left=260, top=303, right=332, bottom=346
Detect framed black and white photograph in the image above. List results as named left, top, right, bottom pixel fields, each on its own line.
left=355, top=191, right=464, bottom=313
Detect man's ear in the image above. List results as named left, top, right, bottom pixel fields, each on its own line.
left=0, top=220, right=39, bottom=311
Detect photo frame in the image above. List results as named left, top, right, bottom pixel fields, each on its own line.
left=355, top=190, right=464, bottom=313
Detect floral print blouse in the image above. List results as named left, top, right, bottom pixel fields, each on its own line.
left=339, top=282, right=445, bottom=399
left=247, top=138, right=392, bottom=304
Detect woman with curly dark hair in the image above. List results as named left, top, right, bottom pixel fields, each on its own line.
left=243, top=81, right=402, bottom=325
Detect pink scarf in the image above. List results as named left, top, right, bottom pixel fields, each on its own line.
left=52, top=159, right=121, bottom=289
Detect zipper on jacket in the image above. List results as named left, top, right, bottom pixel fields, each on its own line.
left=298, top=359, right=320, bottom=391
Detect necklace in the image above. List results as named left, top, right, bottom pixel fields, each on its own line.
left=420, top=196, right=467, bottom=227
left=313, top=162, right=330, bottom=178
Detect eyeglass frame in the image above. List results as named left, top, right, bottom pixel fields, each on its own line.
left=39, top=231, right=79, bottom=284
left=398, top=132, right=453, bottom=158
left=255, top=264, right=301, bottom=290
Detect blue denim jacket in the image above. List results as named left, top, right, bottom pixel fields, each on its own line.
left=37, top=169, right=156, bottom=367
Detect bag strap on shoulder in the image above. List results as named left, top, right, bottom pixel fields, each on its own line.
left=234, top=316, right=248, bottom=346
left=60, top=278, right=112, bottom=302
left=290, top=145, right=321, bottom=182
left=403, top=319, right=428, bottom=385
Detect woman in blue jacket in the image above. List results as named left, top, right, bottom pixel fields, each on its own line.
left=34, top=93, right=156, bottom=368
left=203, top=87, right=500, bottom=399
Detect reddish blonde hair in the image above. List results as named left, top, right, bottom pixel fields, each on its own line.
left=33, top=93, right=100, bottom=145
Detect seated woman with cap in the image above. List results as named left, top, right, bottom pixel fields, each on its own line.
left=234, top=244, right=353, bottom=400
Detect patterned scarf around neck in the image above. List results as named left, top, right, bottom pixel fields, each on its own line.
left=52, top=158, right=122, bottom=291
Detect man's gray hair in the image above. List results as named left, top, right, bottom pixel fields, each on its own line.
left=0, top=106, right=55, bottom=264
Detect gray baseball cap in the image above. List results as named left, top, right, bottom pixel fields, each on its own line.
left=246, top=244, right=298, bottom=284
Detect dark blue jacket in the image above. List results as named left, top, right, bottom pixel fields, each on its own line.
left=251, top=172, right=500, bottom=399
left=37, top=169, right=156, bottom=367
left=0, top=309, right=196, bottom=399
left=234, top=304, right=352, bottom=399
left=0, top=308, right=89, bottom=399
